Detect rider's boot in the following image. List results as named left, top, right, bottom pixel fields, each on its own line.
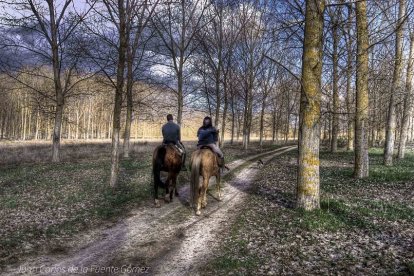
left=217, top=156, right=225, bottom=168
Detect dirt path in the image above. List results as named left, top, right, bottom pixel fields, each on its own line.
left=5, top=146, right=296, bottom=275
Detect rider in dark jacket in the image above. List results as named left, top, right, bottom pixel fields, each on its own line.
left=162, top=114, right=187, bottom=170
left=197, top=116, right=224, bottom=166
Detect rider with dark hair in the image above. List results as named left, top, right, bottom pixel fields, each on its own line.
left=197, top=116, right=224, bottom=166
left=162, top=114, right=187, bottom=170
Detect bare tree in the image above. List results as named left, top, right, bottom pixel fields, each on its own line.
left=0, top=0, right=92, bottom=161
left=397, top=31, right=414, bottom=158
left=384, top=0, right=406, bottom=166
left=296, top=0, right=325, bottom=211
left=354, top=0, right=370, bottom=178
left=123, top=0, right=159, bottom=158
left=152, top=0, right=209, bottom=125
left=100, top=0, right=129, bottom=188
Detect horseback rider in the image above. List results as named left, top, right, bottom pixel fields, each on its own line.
left=162, top=114, right=187, bottom=171
left=197, top=116, right=224, bottom=167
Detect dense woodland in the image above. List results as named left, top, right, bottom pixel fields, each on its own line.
left=0, top=0, right=413, bottom=209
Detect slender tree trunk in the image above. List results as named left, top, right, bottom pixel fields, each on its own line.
left=1, top=109, right=6, bottom=139
left=297, top=0, right=324, bottom=211
left=285, top=112, right=290, bottom=144
left=354, top=0, right=370, bottom=178
left=231, top=99, right=235, bottom=144
left=259, top=101, right=265, bottom=147
left=293, top=115, right=298, bottom=141
left=331, top=22, right=339, bottom=152
left=52, top=98, right=64, bottom=162
left=177, top=69, right=184, bottom=125
left=75, top=109, right=79, bottom=139
left=272, top=110, right=276, bottom=143
left=397, top=33, right=414, bottom=159
left=323, top=112, right=328, bottom=141
left=346, top=21, right=354, bottom=151
left=48, top=1, right=64, bottom=162
left=123, top=45, right=134, bottom=158
left=220, top=82, right=228, bottom=148
left=214, top=68, right=221, bottom=128
left=384, top=0, right=406, bottom=166
left=230, top=93, right=235, bottom=144
left=109, top=1, right=128, bottom=188
left=242, top=90, right=249, bottom=149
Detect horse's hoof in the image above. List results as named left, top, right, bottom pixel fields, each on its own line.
left=154, top=200, right=161, bottom=208
left=195, top=210, right=201, bottom=216
left=218, top=196, right=222, bottom=201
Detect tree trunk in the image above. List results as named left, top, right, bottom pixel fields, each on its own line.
left=48, top=0, right=64, bottom=162
left=52, top=99, right=64, bottom=162
left=272, top=110, right=276, bottom=143
left=109, top=0, right=128, bottom=188
left=220, top=82, right=228, bottom=148
left=354, top=0, right=370, bottom=178
left=242, top=90, right=249, bottom=150
left=123, top=45, right=134, bottom=158
left=297, top=0, right=324, bottom=211
left=230, top=98, right=235, bottom=144
left=397, top=33, right=414, bottom=159
left=214, top=68, right=221, bottom=128
left=331, top=22, right=339, bottom=152
left=346, top=22, right=354, bottom=151
left=1, top=109, right=6, bottom=139
left=177, top=69, right=184, bottom=125
left=384, top=0, right=406, bottom=166
left=259, top=98, right=265, bottom=147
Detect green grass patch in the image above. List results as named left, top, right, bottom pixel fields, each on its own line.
left=295, top=199, right=374, bottom=231
left=294, top=198, right=414, bottom=232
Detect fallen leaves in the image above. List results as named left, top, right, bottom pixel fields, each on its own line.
left=204, top=151, right=414, bottom=275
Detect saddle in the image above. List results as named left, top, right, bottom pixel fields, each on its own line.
left=163, top=142, right=183, bottom=156
left=199, top=145, right=214, bottom=152
left=199, top=145, right=225, bottom=168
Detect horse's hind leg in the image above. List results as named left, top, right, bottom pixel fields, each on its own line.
left=169, top=173, right=177, bottom=202
left=164, top=175, right=171, bottom=203
left=201, top=176, right=209, bottom=209
left=175, top=181, right=179, bottom=197
left=154, top=183, right=160, bottom=208
left=196, top=177, right=207, bottom=215
left=216, top=173, right=222, bottom=201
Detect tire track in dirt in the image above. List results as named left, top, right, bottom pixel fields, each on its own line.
left=4, top=146, right=296, bottom=275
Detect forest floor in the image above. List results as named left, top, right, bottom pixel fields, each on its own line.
left=1, top=143, right=413, bottom=275
left=203, top=148, right=414, bottom=275
left=0, top=140, right=284, bottom=272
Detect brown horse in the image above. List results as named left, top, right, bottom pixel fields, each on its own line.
left=190, top=148, right=222, bottom=215
left=152, top=144, right=182, bottom=207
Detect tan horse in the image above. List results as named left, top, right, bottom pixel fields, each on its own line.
left=152, top=144, right=182, bottom=207
left=190, top=148, right=222, bottom=215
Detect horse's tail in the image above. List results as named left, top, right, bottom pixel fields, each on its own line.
left=153, top=146, right=166, bottom=189
left=190, top=150, right=202, bottom=207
